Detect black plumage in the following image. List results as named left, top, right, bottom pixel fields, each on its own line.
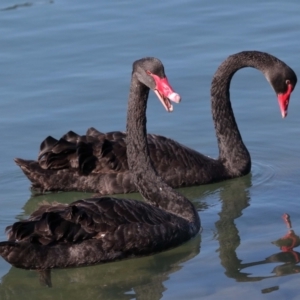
left=0, top=57, right=200, bottom=269
left=15, top=51, right=297, bottom=194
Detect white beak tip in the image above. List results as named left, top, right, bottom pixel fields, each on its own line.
left=168, top=93, right=181, bottom=103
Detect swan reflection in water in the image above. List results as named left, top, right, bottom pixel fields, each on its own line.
left=215, top=176, right=300, bottom=291
left=238, top=213, right=300, bottom=281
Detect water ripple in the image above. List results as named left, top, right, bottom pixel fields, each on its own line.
left=251, top=161, right=276, bottom=188
left=0, top=0, right=53, bottom=11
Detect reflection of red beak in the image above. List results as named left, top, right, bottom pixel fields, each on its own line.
left=278, top=84, right=293, bottom=118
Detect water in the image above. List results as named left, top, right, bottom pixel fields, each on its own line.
left=1, top=0, right=300, bottom=299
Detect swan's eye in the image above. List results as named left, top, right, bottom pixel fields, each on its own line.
left=286, top=79, right=290, bottom=85
left=146, top=70, right=152, bottom=75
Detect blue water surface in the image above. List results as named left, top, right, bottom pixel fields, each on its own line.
left=0, top=1, right=300, bottom=299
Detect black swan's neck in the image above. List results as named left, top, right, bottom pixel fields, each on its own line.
left=211, top=51, right=280, bottom=176
left=126, top=76, right=199, bottom=226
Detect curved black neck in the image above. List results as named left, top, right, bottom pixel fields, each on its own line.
left=211, top=51, right=277, bottom=176
left=126, top=74, right=199, bottom=226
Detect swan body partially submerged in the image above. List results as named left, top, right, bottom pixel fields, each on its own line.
left=0, top=58, right=200, bottom=269
left=15, top=51, right=297, bottom=195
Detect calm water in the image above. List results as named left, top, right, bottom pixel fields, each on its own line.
left=1, top=0, right=300, bottom=299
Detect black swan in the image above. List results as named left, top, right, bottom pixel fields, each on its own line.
left=15, top=51, right=297, bottom=194
left=0, top=57, right=200, bottom=269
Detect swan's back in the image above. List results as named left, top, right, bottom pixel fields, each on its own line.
left=16, top=127, right=228, bottom=194
left=2, top=197, right=193, bottom=269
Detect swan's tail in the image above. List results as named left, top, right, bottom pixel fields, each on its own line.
left=14, top=158, right=80, bottom=193
left=14, top=158, right=49, bottom=191
left=0, top=241, right=23, bottom=266
left=0, top=241, right=48, bottom=270
left=1, top=240, right=52, bottom=286
left=14, top=157, right=134, bottom=195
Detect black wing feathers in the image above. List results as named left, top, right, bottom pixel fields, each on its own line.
left=5, top=197, right=175, bottom=247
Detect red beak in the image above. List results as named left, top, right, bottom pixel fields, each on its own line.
left=278, top=84, right=293, bottom=118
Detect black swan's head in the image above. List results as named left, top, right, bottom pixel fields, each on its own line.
left=267, top=61, right=297, bottom=118
left=133, top=57, right=181, bottom=112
